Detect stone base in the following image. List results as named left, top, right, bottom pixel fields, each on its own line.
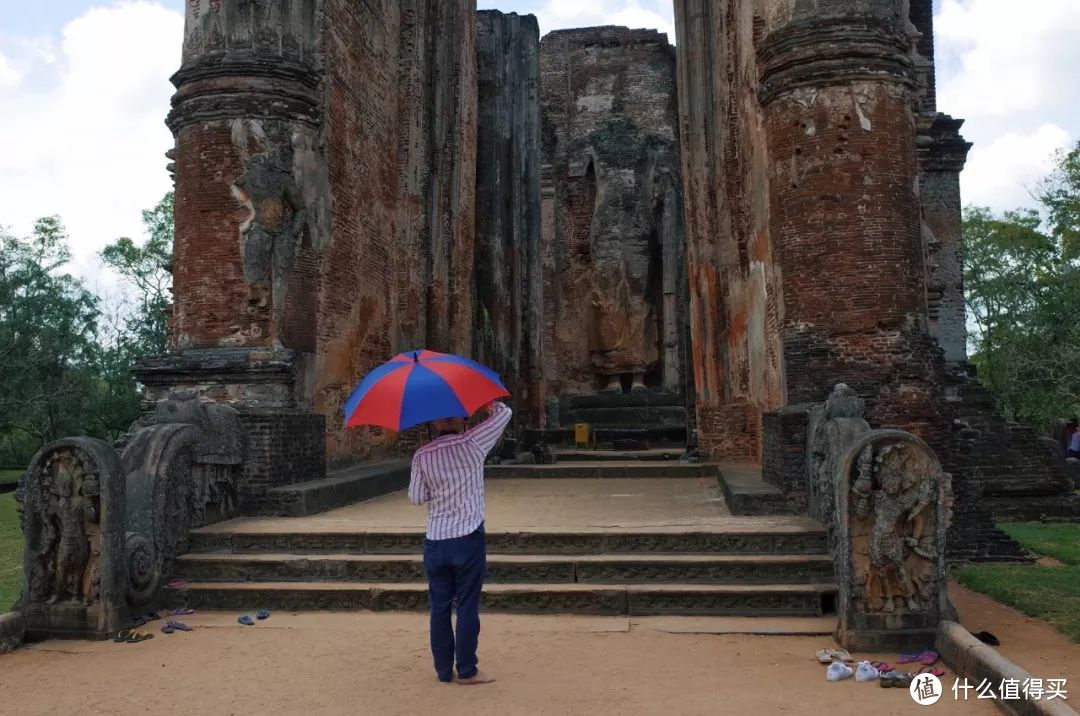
left=837, top=625, right=940, bottom=652
left=20, top=603, right=127, bottom=641
left=0, top=611, right=25, bottom=653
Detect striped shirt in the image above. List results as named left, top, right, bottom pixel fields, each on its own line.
left=408, top=402, right=512, bottom=540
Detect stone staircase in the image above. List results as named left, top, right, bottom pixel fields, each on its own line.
left=168, top=463, right=839, bottom=618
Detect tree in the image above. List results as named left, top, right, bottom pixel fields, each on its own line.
left=0, top=217, right=100, bottom=457
left=100, top=191, right=173, bottom=356
left=963, top=141, right=1080, bottom=427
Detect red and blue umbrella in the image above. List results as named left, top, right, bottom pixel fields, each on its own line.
left=343, top=349, right=509, bottom=431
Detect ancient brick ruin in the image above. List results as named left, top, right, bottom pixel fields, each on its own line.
left=146, top=0, right=1079, bottom=530
left=13, top=0, right=1080, bottom=649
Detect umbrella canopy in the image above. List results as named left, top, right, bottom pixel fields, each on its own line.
left=343, top=349, right=509, bottom=431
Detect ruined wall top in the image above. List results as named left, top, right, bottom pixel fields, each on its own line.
left=541, top=25, right=673, bottom=50
left=179, top=0, right=319, bottom=65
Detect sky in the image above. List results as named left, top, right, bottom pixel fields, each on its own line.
left=0, top=0, right=1077, bottom=294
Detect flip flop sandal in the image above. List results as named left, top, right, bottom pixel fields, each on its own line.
left=161, top=625, right=175, bottom=634
left=898, top=649, right=930, bottom=664
left=166, top=579, right=189, bottom=589
left=974, top=631, right=1000, bottom=646
left=166, top=621, right=193, bottom=632
left=871, top=661, right=893, bottom=672
left=128, top=630, right=154, bottom=643
left=130, top=617, right=148, bottom=629
left=238, top=615, right=255, bottom=626
left=917, top=650, right=940, bottom=666
left=114, top=629, right=135, bottom=643
left=169, top=608, right=195, bottom=616
left=256, top=609, right=270, bottom=620
left=145, top=612, right=161, bottom=621
left=919, top=666, right=945, bottom=678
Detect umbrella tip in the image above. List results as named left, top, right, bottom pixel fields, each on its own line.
left=413, top=352, right=419, bottom=362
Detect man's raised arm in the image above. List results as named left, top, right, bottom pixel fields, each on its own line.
left=466, top=401, right=513, bottom=456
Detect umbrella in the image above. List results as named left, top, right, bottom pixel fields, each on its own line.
left=343, top=349, right=509, bottom=431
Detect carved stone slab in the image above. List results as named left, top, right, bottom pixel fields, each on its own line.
left=16, top=438, right=128, bottom=640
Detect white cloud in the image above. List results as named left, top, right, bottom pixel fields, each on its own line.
left=0, top=1, right=181, bottom=294
left=534, top=1, right=676, bottom=42
left=936, top=0, right=1080, bottom=121
left=0, top=51, right=21, bottom=90
left=961, top=124, right=1072, bottom=211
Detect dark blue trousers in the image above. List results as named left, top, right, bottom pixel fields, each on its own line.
left=422, top=524, right=486, bottom=682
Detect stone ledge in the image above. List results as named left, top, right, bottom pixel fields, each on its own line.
left=261, top=459, right=410, bottom=517
left=936, top=620, right=1079, bottom=716
left=0, top=611, right=25, bottom=655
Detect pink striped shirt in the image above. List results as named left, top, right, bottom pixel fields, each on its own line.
left=408, top=402, right=512, bottom=540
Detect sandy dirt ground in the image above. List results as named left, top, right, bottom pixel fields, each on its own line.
left=0, top=583, right=1072, bottom=715
left=1, top=610, right=1001, bottom=716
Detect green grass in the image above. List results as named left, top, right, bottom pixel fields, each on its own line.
left=0, top=493, right=22, bottom=612
left=953, top=522, right=1080, bottom=642
left=1000, top=523, right=1080, bottom=565
left=0, top=469, right=22, bottom=484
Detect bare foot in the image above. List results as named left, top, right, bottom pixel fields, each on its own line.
left=457, top=670, right=496, bottom=685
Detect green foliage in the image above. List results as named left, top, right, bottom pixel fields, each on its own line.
left=0, top=217, right=101, bottom=456
left=0, top=192, right=174, bottom=463
left=963, top=141, right=1080, bottom=427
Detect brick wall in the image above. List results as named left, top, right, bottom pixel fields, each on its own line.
left=171, top=124, right=253, bottom=348
left=238, top=411, right=326, bottom=512
left=762, top=405, right=814, bottom=495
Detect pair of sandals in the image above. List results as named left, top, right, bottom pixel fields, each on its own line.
left=238, top=609, right=271, bottom=626
left=898, top=648, right=940, bottom=666
left=875, top=659, right=945, bottom=689
left=161, top=621, right=193, bottom=634
left=114, top=629, right=154, bottom=643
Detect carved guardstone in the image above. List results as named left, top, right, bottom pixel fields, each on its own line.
left=807, top=385, right=953, bottom=650
left=16, top=438, right=128, bottom=640
left=836, top=431, right=953, bottom=650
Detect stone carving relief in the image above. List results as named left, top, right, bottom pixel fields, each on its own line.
left=807, top=384, right=954, bottom=650
left=231, top=147, right=308, bottom=341
left=849, top=440, right=946, bottom=614
left=16, top=393, right=244, bottom=638
left=16, top=437, right=127, bottom=639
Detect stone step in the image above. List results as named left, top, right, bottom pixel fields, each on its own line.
left=552, top=448, right=684, bottom=462
left=174, top=553, right=836, bottom=584
left=561, top=406, right=687, bottom=428
left=523, top=426, right=688, bottom=447
left=187, top=525, right=828, bottom=555
left=485, top=462, right=713, bottom=479
left=168, top=581, right=838, bottom=617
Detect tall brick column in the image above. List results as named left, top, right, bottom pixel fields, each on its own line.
left=758, top=3, right=941, bottom=438
left=147, top=0, right=327, bottom=511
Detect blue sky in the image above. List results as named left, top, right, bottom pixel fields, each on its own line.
left=0, top=0, right=1077, bottom=294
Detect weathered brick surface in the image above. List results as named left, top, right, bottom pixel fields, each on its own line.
left=762, top=405, right=815, bottom=495
left=672, top=0, right=786, bottom=459
left=238, top=411, right=326, bottom=512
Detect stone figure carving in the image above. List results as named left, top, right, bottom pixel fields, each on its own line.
left=22, top=449, right=99, bottom=604
left=590, top=264, right=658, bottom=393
left=17, top=437, right=127, bottom=640
left=849, top=441, right=941, bottom=613
left=232, top=152, right=307, bottom=337
left=806, top=384, right=953, bottom=650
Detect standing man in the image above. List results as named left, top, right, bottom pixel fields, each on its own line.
left=409, top=400, right=512, bottom=685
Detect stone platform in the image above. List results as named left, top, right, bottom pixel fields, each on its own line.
left=170, top=470, right=838, bottom=618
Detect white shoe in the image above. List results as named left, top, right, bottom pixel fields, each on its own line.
left=855, top=661, right=880, bottom=682
left=827, top=662, right=854, bottom=682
